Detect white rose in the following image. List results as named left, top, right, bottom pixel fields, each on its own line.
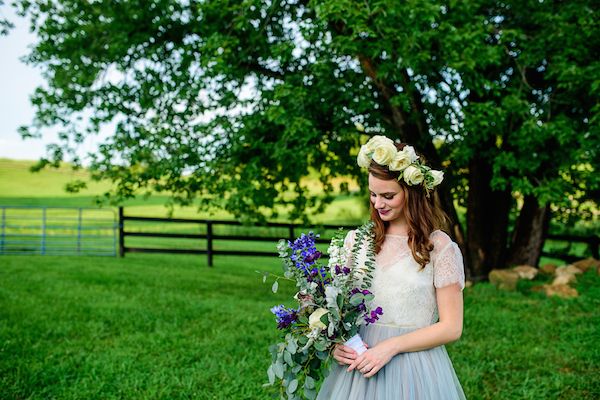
left=430, top=170, right=444, bottom=186
left=308, top=308, right=329, bottom=330
left=389, top=150, right=411, bottom=171
left=365, top=135, right=393, bottom=152
left=372, top=141, right=397, bottom=166
left=357, top=145, right=372, bottom=168
left=403, top=165, right=424, bottom=185
left=402, top=145, right=419, bottom=163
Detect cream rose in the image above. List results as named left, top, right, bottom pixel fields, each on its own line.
left=430, top=170, right=444, bottom=186
left=402, top=145, right=419, bottom=163
left=308, top=308, right=329, bottom=330
left=371, top=141, right=397, bottom=166
left=403, top=165, right=424, bottom=185
left=389, top=150, right=411, bottom=171
left=365, top=135, right=393, bottom=152
left=357, top=146, right=372, bottom=168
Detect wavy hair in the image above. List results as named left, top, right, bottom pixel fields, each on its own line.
left=368, top=143, right=450, bottom=269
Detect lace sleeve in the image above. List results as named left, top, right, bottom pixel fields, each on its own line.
left=433, top=237, right=466, bottom=290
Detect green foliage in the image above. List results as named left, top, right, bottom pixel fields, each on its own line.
left=12, top=0, right=598, bottom=225
left=0, top=254, right=598, bottom=399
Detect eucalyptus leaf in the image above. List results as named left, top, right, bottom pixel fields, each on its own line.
left=267, top=365, right=275, bottom=385
left=287, top=379, right=298, bottom=394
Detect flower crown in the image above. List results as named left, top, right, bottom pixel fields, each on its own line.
left=357, top=135, right=444, bottom=192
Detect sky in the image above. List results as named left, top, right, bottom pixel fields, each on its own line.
left=0, top=5, right=106, bottom=162
left=0, top=5, right=53, bottom=160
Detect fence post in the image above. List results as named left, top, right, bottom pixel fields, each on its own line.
left=77, top=208, right=83, bottom=254
left=590, top=236, right=599, bottom=260
left=118, top=207, right=125, bottom=257
left=0, top=207, right=5, bottom=254
left=41, top=207, right=46, bottom=255
left=207, top=221, right=213, bottom=267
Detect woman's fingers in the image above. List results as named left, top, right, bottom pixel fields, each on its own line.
left=333, top=344, right=358, bottom=365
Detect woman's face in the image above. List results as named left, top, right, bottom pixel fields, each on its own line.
left=368, top=173, right=406, bottom=223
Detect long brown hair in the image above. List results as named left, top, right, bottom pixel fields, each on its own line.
left=368, top=143, right=450, bottom=269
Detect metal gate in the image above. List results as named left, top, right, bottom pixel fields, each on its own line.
left=0, top=206, right=117, bottom=256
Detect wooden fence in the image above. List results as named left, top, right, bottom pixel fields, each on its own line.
left=117, top=207, right=598, bottom=267
left=542, top=233, right=599, bottom=262
left=118, top=207, right=353, bottom=266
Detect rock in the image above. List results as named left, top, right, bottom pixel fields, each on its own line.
left=552, top=274, right=577, bottom=286
left=512, top=265, right=538, bottom=280
left=489, top=269, right=520, bottom=291
left=555, top=264, right=583, bottom=276
left=543, top=284, right=579, bottom=299
left=540, top=263, right=557, bottom=275
left=572, top=257, right=600, bottom=273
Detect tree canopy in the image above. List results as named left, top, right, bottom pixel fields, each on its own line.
left=10, top=0, right=600, bottom=276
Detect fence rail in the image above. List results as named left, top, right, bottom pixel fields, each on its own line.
left=542, top=233, right=599, bottom=262
left=118, top=207, right=353, bottom=266
left=0, top=206, right=117, bottom=256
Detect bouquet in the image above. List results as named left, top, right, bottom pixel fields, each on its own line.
left=263, top=222, right=383, bottom=400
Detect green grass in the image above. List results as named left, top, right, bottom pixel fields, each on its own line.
left=0, top=255, right=598, bottom=399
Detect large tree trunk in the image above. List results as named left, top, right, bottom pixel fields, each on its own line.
left=507, top=194, right=550, bottom=267
left=466, top=156, right=512, bottom=280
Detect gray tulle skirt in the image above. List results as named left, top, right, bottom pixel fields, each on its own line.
left=317, top=324, right=466, bottom=400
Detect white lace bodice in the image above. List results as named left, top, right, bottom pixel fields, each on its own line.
left=344, top=229, right=465, bottom=328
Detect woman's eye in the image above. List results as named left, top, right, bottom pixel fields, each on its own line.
left=384, top=195, right=394, bottom=200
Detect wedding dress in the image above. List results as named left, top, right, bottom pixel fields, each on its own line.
left=317, top=230, right=467, bottom=400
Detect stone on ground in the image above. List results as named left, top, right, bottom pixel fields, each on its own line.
left=512, top=265, right=538, bottom=280
left=489, top=269, right=520, bottom=291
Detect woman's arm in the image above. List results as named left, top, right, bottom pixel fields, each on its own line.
left=347, top=283, right=463, bottom=377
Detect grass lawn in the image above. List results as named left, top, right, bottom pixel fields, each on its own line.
left=1, top=254, right=599, bottom=399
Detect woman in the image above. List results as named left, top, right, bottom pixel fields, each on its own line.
left=317, top=137, right=466, bottom=399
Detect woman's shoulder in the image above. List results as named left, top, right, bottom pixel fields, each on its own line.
left=429, top=229, right=454, bottom=252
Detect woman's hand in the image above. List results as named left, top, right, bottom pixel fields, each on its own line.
left=332, top=343, right=358, bottom=366
left=347, top=340, right=395, bottom=378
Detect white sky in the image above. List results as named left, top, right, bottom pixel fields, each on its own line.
left=0, top=4, right=51, bottom=160
left=0, top=4, right=110, bottom=162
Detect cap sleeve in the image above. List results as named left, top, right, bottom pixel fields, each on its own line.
left=431, top=231, right=466, bottom=290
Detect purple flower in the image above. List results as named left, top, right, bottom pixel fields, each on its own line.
left=335, top=265, right=351, bottom=275
left=364, top=307, right=384, bottom=325
left=304, top=250, right=322, bottom=264
left=288, top=232, right=322, bottom=275
left=270, top=305, right=298, bottom=330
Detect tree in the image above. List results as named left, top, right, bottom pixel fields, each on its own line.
left=12, top=0, right=599, bottom=279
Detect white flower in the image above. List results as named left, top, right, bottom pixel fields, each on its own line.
left=357, top=145, right=371, bottom=168
left=372, top=141, right=397, bottom=166
left=403, top=165, right=424, bottom=185
left=389, top=150, right=411, bottom=171
left=325, top=286, right=340, bottom=310
left=402, top=145, right=419, bottom=163
left=364, top=135, right=393, bottom=152
left=308, top=308, right=329, bottom=330
left=430, top=170, right=444, bottom=186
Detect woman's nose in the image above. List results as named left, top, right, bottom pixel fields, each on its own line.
left=374, top=197, right=385, bottom=209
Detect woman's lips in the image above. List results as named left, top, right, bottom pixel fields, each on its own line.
left=378, top=209, right=390, bottom=216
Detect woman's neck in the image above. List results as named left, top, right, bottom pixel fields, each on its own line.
left=386, top=219, right=409, bottom=236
